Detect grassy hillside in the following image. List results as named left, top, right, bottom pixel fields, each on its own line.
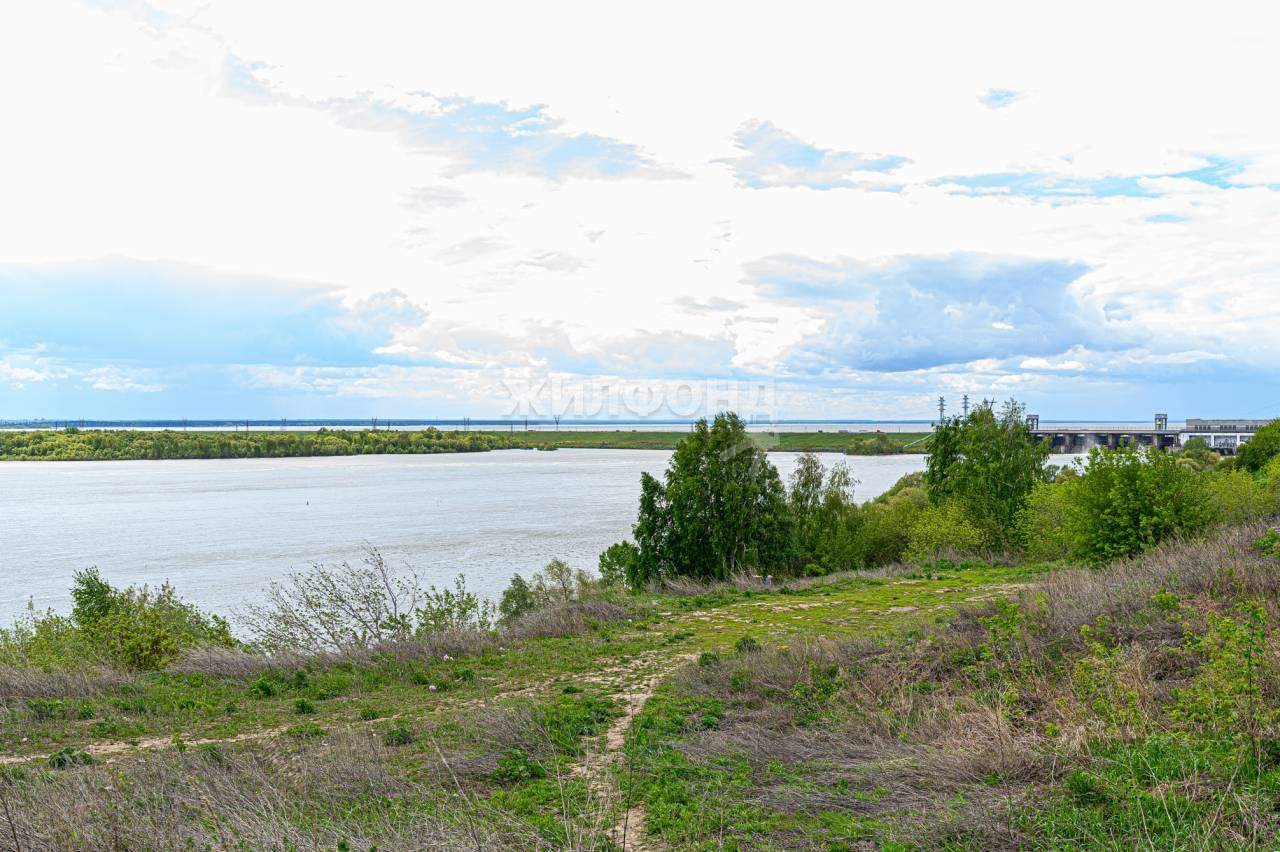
left=6, top=527, right=1280, bottom=848
left=1, top=559, right=1033, bottom=848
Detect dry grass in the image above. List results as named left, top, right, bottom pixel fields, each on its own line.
left=648, top=521, right=1280, bottom=845
left=1027, top=521, right=1280, bottom=650
left=0, top=728, right=541, bottom=851
left=171, top=627, right=498, bottom=681
left=502, top=599, right=634, bottom=640
left=0, top=665, right=134, bottom=701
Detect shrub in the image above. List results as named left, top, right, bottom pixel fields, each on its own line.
left=849, top=486, right=927, bottom=567
left=1256, top=529, right=1280, bottom=559
left=1170, top=601, right=1275, bottom=741
left=285, top=722, right=324, bottom=739
left=1, top=569, right=235, bottom=672
left=1017, top=479, right=1074, bottom=560
left=905, top=499, right=987, bottom=562
left=497, top=574, right=536, bottom=626
left=1063, top=447, right=1213, bottom=564
left=47, top=747, right=93, bottom=769
left=383, top=723, right=415, bottom=746
left=415, top=575, right=494, bottom=634
left=1176, top=437, right=1221, bottom=472
left=294, top=698, right=316, bottom=715
left=249, top=675, right=278, bottom=698
left=239, top=547, right=420, bottom=653
left=493, top=749, right=547, bottom=782
left=1237, top=420, right=1280, bottom=473
left=1205, top=469, right=1278, bottom=525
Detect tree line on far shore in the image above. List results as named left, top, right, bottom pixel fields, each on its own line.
left=0, top=427, right=519, bottom=461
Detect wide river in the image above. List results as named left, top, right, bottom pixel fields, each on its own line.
left=0, top=449, right=1081, bottom=623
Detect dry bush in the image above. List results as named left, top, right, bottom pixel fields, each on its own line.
left=1019, top=520, right=1280, bottom=652
left=651, top=564, right=922, bottom=598
left=170, top=628, right=496, bottom=682
left=0, top=728, right=547, bottom=851
left=0, top=665, right=134, bottom=701
left=501, top=599, right=633, bottom=640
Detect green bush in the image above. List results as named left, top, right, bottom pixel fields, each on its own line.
left=1016, top=479, right=1075, bottom=560
left=1258, top=455, right=1280, bottom=494
left=383, top=723, right=415, bottom=746
left=905, top=499, right=987, bottom=562
left=415, top=574, right=494, bottom=633
left=493, top=749, right=547, bottom=782
left=1063, top=447, right=1213, bottom=564
left=1204, top=469, right=1278, bottom=525
left=285, top=722, right=324, bottom=739
left=1236, top=420, right=1280, bottom=473
left=849, top=485, right=927, bottom=567
left=1, top=569, right=236, bottom=671
left=497, top=574, right=536, bottom=626
left=47, top=747, right=93, bottom=769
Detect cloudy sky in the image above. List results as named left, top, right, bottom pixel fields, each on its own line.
left=3, top=1, right=1279, bottom=422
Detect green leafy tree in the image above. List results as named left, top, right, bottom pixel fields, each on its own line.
left=1176, top=437, right=1221, bottom=472
left=788, top=454, right=856, bottom=570
left=598, top=541, right=639, bottom=587
left=925, top=399, right=1050, bottom=549
left=497, top=574, right=536, bottom=626
left=1237, top=420, right=1280, bottom=473
left=631, top=412, right=791, bottom=586
left=1064, top=446, right=1213, bottom=564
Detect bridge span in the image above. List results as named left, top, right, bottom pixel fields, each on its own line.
left=1025, top=414, right=1271, bottom=455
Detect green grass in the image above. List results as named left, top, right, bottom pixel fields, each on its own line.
left=0, top=560, right=1057, bottom=848
left=0, top=563, right=1017, bottom=763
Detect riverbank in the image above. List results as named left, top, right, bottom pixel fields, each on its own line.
left=0, top=427, right=930, bottom=461
left=514, top=428, right=928, bottom=453
left=0, top=427, right=519, bottom=461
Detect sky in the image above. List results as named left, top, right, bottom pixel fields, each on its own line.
left=2, top=1, right=1280, bottom=422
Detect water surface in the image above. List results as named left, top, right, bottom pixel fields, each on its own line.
left=0, top=449, right=1078, bottom=622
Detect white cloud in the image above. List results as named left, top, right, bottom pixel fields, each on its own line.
left=2, top=0, right=1280, bottom=419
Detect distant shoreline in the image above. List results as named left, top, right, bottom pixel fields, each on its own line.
left=0, top=427, right=930, bottom=461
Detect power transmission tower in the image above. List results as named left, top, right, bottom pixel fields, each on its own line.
left=937, top=396, right=946, bottom=424
left=962, top=394, right=970, bottom=417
